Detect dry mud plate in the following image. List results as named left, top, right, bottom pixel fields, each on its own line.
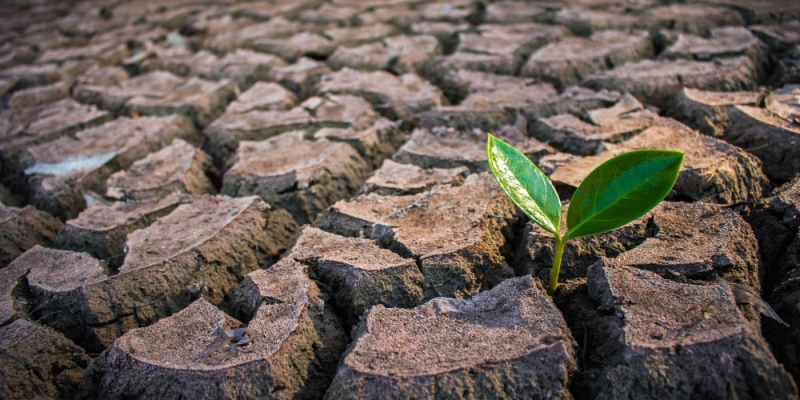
left=1, top=0, right=800, bottom=399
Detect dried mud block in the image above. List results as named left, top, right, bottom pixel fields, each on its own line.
left=202, top=17, right=313, bottom=55
left=585, top=263, right=796, bottom=400
left=0, top=320, right=91, bottom=400
left=665, top=88, right=762, bottom=137
left=484, top=1, right=547, bottom=24
left=35, top=41, right=127, bottom=66
left=73, top=70, right=237, bottom=127
left=447, top=23, right=567, bottom=76
left=324, top=23, right=397, bottom=47
left=641, top=4, right=745, bottom=36
left=72, top=65, right=130, bottom=88
left=326, top=276, right=576, bottom=399
left=514, top=202, right=653, bottom=281
left=253, top=32, right=337, bottom=63
left=551, top=7, right=638, bottom=37
left=79, top=261, right=346, bottom=400
left=660, top=27, right=770, bottom=80
left=313, top=119, right=406, bottom=168
left=410, top=21, right=469, bottom=54
left=703, top=0, right=800, bottom=24
left=725, top=105, right=800, bottom=182
left=318, top=173, right=517, bottom=299
left=0, top=99, right=111, bottom=169
left=205, top=95, right=378, bottom=162
left=55, top=194, right=183, bottom=267
left=140, top=49, right=287, bottom=90
left=290, top=226, right=423, bottom=326
left=531, top=94, right=663, bottom=156
left=298, top=3, right=362, bottom=24
left=0, top=251, right=32, bottom=326
left=417, top=0, right=478, bottom=23
left=394, top=127, right=553, bottom=172
left=106, top=139, right=217, bottom=201
left=0, top=205, right=62, bottom=268
left=20, top=115, right=199, bottom=219
left=264, top=57, right=331, bottom=99
left=363, top=159, right=468, bottom=195
left=765, top=228, right=800, bottom=381
left=317, top=67, right=447, bottom=122
left=582, top=57, right=761, bottom=108
left=30, top=196, right=297, bottom=352
left=766, top=84, right=800, bottom=123
left=751, top=20, right=800, bottom=56
left=224, top=82, right=297, bottom=114
left=551, top=125, right=768, bottom=204
left=357, top=4, right=422, bottom=26
left=7, top=81, right=69, bottom=109
left=327, top=35, right=442, bottom=74
left=222, top=131, right=370, bottom=225
left=0, top=63, right=61, bottom=89
left=522, top=30, right=653, bottom=90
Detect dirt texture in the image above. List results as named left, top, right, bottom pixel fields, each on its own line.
left=665, top=88, right=763, bottom=138
left=326, top=276, right=576, bottom=399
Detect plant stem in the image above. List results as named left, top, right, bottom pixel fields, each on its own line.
left=548, top=237, right=567, bottom=296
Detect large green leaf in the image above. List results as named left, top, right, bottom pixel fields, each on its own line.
left=487, top=134, right=561, bottom=236
left=565, top=150, right=683, bottom=239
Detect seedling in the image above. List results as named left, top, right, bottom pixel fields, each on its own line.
left=487, top=134, right=683, bottom=296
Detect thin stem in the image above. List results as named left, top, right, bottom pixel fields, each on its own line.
left=548, top=237, right=567, bottom=296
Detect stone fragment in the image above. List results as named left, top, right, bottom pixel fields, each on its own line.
left=290, top=226, right=423, bottom=326
left=394, top=126, right=552, bottom=172
left=318, top=173, right=517, bottom=299
left=205, top=95, right=378, bottom=162
left=55, top=194, right=183, bottom=268
left=222, top=131, right=371, bottom=224
left=79, top=260, right=346, bottom=399
left=550, top=125, right=769, bottom=204
left=641, top=4, right=745, bottom=36
left=664, top=88, right=762, bottom=137
left=313, top=119, right=406, bottom=168
left=0, top=319, right=90, bottom=400
left=252, top=32, right=337, bottom=62
left=326, top=276, right=576, bottom=399
left=27, top=196, right=297, bottom=352
left=530, top=94, right=662, bottom=155
left=318, top=67, right=447, bottom=122
left=585, top=263, right=795, bottom=399
left=7, top=82, right=69, bottom=109
left=73, top=70, right=237, bottom=127
left=725, top=105, right=800, bottom=182
left=582, top=57, right=762, bottom=108
left=224, top=82, right=297, bottom=114
left=0, top=205, right=62, bottom=268
left=363, top=159, right=468, bottom=195
left=106, top=139, right=217, bottom=201
left=522, top=30, right=653, bottom=90
left=19, top=115, right=199, bottom=219
left=0, top=99, right=112, bottom=170
left=264, top=56, right=331, bottom=99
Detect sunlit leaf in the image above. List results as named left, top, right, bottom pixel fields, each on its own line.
left=565, top=150, right=683, bottom=239
left=487, top=134, right=562, bottom=236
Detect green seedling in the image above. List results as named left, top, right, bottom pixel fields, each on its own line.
left=486, top=134, right=683, bottom=296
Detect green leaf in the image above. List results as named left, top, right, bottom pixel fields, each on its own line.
left=565, top=149, right=683, bottom=239
left=487, top=134, right=562, bottom=236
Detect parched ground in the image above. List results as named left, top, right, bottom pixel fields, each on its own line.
left=1, top=0, right=800, bottom=399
